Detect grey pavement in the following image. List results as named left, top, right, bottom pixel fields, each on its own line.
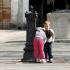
left=0, top=30, right=26, bottom=60
left=0, top=63, right=70, bottom=70
left=0, top=62, right=70, bottom=70
left=0, top=30, right=26, bottom=43
left=0, top=30, right=70, bottom=70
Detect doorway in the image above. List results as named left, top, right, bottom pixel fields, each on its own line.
left=29, top=0, right=46, bottom=26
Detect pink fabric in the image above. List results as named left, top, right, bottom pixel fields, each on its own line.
left=33, top=37, right=45, bottom=60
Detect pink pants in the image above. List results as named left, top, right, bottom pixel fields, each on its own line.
left=33, top=37, right=45, bottom=60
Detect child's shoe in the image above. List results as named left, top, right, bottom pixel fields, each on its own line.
left=47, top=58, right=53, bottom=63
left=36, top=58, right=40, bottom=63
left=40, top=59, right=46, bottom=63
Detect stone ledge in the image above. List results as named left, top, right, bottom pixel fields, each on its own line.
left=55, top=39, right=70, bottom=43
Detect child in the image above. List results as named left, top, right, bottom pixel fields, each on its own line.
left=33, top=27, right=47, bottom=63
left=44, top=21, right=55, bottom=63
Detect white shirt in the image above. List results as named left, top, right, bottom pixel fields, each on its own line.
left=47, top=29, right=55, bottom=42
left=35, top=27, right=47, bottom=44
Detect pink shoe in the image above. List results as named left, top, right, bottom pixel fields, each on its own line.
left=39, top=59, right=46, bottom=63
left=36, top=58, right=40, bottom=63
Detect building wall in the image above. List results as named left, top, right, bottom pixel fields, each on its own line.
left=11, top=0, right=29, bottom=29
left=11, top=0, right=18, bottom=23
left=47, top=13, right=70, bottom=39
left=0, top=0, right=11, bottom=29
left=0, top=0, right=11, bottom=22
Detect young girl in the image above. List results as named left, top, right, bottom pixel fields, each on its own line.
left=33, top=27, right=47, bottom=63
left=44, top=21, right=55, bottom=63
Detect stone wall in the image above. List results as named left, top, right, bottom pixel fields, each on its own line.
left=11, top=0, right=18, bottom=23
left=11, top=0, right=29, bottom=26
left=47, top=13, right=70, bottom=39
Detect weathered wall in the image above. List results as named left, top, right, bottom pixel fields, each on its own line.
left=11, top=0, right=29, bottom=25
left=47, top=13, right=70, bottom=39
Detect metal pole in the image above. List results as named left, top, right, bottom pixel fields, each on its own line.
left=21, top=6, right=38, bottom=61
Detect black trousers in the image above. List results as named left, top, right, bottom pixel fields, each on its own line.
left=44, top=42, right=53, bottom=60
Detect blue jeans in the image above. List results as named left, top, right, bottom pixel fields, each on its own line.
left=44, top=42, right=53, bottom=60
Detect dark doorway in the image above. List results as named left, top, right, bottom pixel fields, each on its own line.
left=29, top=0, right=45, bottom=27
left=29, top=0, right=69, bottom=26
left=54, top=0, right=66, bottom=10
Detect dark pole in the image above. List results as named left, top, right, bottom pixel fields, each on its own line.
left=21, top=6, right=38, bottom=61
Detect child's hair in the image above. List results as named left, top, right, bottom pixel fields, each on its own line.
left=44, top=20, right=50, bottom=25
left=45, top=30, right=53, bottom=39
left=42, top=20, right=50, bottom=27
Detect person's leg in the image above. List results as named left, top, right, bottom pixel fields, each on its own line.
left=47, top=42, right=53, bottom=62
left=38, top=38, right=46, bottom=63
left=44, top=43, right=47, bottom=59
left=33, top=38, right=39, bottom=61
left=38, top=38, right=45, bottom=59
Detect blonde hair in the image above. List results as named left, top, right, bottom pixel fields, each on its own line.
left=44, top=20, right=50, bottom=25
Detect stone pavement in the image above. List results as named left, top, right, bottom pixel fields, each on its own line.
left=0, top=30, right=70, bottom=70
left=0, top=62, right=70, bottom=70
left=0, top=30, right=26, bottom=60
left=0, top=30, right=26, bottom=43
left=0, top=42, right=70, bottom=63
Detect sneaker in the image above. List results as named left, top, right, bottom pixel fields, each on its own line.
left=50, top=58, right=53, bottom=61
left=36, top=58, right=40, bottom=63
left=48, top=58, right=53, bottom=63
left=47, top=59, right=49, bottom=62
left=39, top=59, right=46, bottom=63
